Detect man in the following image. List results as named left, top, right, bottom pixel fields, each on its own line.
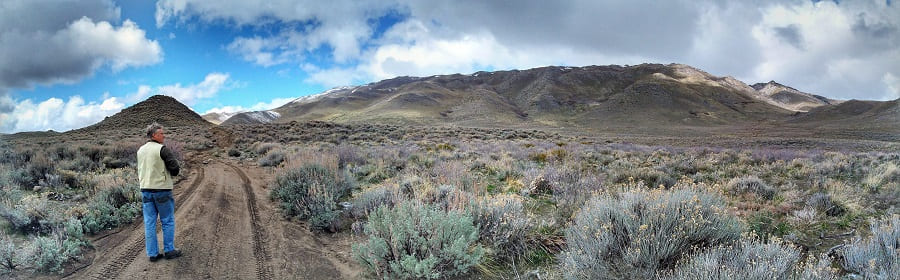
left=137, top=122, right=183, bottom=262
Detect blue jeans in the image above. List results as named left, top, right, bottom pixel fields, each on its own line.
left=142, top=191, right=176, bottom=257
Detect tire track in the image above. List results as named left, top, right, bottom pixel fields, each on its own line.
left=203, top=189, right=231, bottom=274
left=85, top=166, right=207, bottom=280
left=226, top=162, right=274, bottom=280
left=89, top=234, right=144, bottom=280
left=175, top=166, right=205, bottom=206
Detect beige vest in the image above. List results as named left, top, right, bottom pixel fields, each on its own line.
left=137, top=141, right=174, bottom=190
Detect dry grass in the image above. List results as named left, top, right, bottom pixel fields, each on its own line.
left=0, top=121, right=897, bottom=277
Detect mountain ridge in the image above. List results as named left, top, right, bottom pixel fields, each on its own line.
left=25, top=64, right=895, bottom=139
left=263, top=64, right=791, bottom=129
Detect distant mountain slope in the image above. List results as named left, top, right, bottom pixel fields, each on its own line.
left=221, top=111, right=280, bottom=125
left=73, top=95, right=211, bottom=132
left=793, top=98, right=899, bottom=125
left=202, top=111, right=242, bottom=125
left=270, top=63, right=795, bottom=130
left=750, top=81, right=836, bottom=112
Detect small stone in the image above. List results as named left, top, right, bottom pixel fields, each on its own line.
left=339, top=202, right=353, bottom=210
left=33, top=185, right=42, bottom=192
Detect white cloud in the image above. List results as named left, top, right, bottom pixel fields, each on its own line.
left=203, top=96, right=297, bottom=115
left=0, top=0, right=161, bottom=89
left=158, top=0, right=900, bottom=101
left=68, top=18, right=163, bottom=71
left=156, top=73, right=233, bottom=105
left=307, top=21, right=649, bottom=87
left=884, top=73, right=900, bottom=100
left=158, top=0, right=382, bottom=65
left=0, top=72, right=238, bottom=133
left=0, top=95, right=125, bottom=133
left=746, top=0, right=900, bottom=100
left=126, top=85, right=154, bottom=103
left=226, top=35, right=295, bottom=67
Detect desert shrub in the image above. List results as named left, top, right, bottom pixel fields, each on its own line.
left=864, top=162, right=900, bottom=191
left=26, top=236, right=66, bottom=273
left=546, top=167, right=605, bottom=221
left=352, top=201, right=483, bottom=279
left=794, top=255, right=839, bottom=280
left=78, top=145, right=104, bottom=163
left=549, top=148, right=568, bottom=161
left=5, top=168, right=33, bottom=189
left=747, top=213, right=792, bottom=242
left=727, top=175, right=775, bottom=200
left=57, top=154, right=99, bottom=173
left=22, top=227, right=85, bottom=274
left=469, top=195, right=530, bottom=260
left=81, top=184, right=141, bottom=234
left=108, top=143, right=139, bottom=166
left=26, top=153, right=55, bottom=188
left=258, top=149, right=285, bottom=167
left=102, top=156, right=129, bottom=169
left=610, top=167, right=676, bottom=189
left=560, top=186, right=742, bottom=280
left=186, top=140, right=214, bottom=151
left=660, top=237, right=800, bottom=280
left=336, top=143, right=366, bottom=169
left=0, top=148, right=22, bottom=165
left=423, top=185, right=473, bottom=212
left=254, top=142, right=282, bottom=155
left=350, top=185, right=400, bottom=219
left=0, top=195, right=52, bottom=234
left=806, top=192, right=846, bottom=217
left=840, top=214, right=900, bottom=279
left=0, top=234, right=17, bottom=271
left=270, top=163, right=352, bottom=231
left=50, top=145, right=76, bottom=161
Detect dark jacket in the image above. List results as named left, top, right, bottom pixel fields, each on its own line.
left=155, top=140, right=180, bottom=176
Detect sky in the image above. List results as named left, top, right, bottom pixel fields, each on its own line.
left=0, top=0, right=898, bottom=133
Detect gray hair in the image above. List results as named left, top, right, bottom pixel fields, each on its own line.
left=145, top=122, right=163, bottom=138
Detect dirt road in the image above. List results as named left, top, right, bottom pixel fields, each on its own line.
left=64, top=160, right=359, bottom=279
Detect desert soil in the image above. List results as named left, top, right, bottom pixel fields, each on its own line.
left=62, top=159, right=361, bottom=279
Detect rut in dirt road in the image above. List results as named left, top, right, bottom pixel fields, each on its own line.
left=65, top=160, right=356, bottom=280
left=69, top=162, right=276, bottom=279
left=81, top=166, right=206, bottom=280
left=225, top=162, right=274, bottom=280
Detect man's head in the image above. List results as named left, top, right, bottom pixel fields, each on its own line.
left=146, top=122, right=165, bottom=143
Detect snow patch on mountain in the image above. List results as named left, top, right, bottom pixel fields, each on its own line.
left=245, top=111, right=280, bottom=123
left=290, top=86, right=357, bottom=105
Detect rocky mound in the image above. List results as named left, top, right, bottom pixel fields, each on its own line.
left=73, top=95, right=211, bottom=133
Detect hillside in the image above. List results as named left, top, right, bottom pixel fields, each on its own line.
left=202, top=112, right=242, bottom=125
left=792, top=98, right=900, bottom=126
left=72, top=95, right=212, bottom=133
left=250, top=64, right=797, bottom=132
left=222, top=111, right=280, bottom=125
left=750, top=81, right=836, bottom=112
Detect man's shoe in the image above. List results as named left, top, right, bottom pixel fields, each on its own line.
left=149, top=253, right=163, bottom=262
left=164, top=249, right=182, bottom=259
